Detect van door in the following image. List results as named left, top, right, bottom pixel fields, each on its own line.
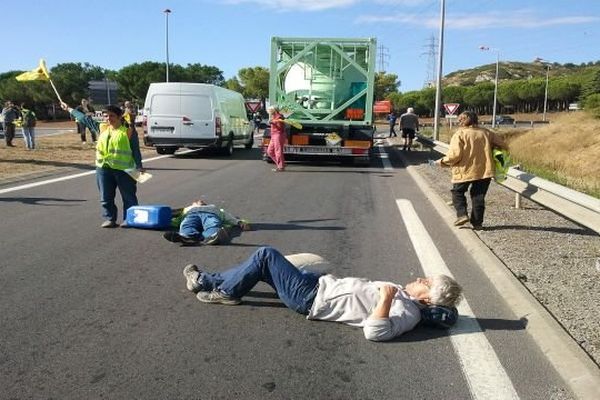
left=148, top=93, right=182, bottom=143
left=180, top=94, right=214, bottom=143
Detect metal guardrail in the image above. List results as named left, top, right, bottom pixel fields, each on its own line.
left=416, top=136, right=600, bottom=234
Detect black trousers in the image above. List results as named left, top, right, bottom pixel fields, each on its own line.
left=4, top=123, right=15, bottom=145
left=451, top=178, right=492, bottom=226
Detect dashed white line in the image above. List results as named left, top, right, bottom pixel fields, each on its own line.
left=396, top=198, right=519, bottom=400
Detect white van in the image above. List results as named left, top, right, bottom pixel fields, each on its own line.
left=142, top=83, right=253, bottom=155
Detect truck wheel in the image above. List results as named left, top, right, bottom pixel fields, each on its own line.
left=244, top=136, right=254, bottom=149
left=156, top=146, right=177, bottom=155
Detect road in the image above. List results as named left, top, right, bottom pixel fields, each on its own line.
left=0, top=143, right=571, bottom=399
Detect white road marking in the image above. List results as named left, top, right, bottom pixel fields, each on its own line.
left=375, top=144, right=393, bottom=171
left=396, top=199, right=519, bottom=400
left=0, top=153, right=173, bottom=195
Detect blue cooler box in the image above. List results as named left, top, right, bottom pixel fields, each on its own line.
left=126, top=205, right=172, bottom=229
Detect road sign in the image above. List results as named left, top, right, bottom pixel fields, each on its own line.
left=443, top=103, right=460, bottom=115
left=245, top=101, right=262, bottom=113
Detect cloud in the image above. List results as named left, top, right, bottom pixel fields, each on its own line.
left=222, top=0, right=359, bottom=12
left=357, top=10, right=600, bottom=29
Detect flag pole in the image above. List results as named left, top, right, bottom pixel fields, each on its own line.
left=48, top=78, right=64, bottom=104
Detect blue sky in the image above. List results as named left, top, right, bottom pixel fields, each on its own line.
left=3, top=0, right=599, bottom=92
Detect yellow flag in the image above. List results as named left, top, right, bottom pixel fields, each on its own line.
left=15, top=59, right=50, bottom=81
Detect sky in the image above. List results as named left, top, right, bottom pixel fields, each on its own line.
left=3, top=0, right=600, bottom=92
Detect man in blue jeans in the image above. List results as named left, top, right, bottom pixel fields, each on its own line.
left=183, top=246, right=463, bottom=341
left=164, top=199, right=250, bottom=245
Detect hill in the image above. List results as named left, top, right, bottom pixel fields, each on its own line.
left=444, top=61, right=600, bottom=87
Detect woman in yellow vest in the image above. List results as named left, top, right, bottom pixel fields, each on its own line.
left=61, top=102, right=144, bottom=228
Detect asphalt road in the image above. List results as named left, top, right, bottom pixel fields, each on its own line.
left=0, top=144, right=571, bottom=399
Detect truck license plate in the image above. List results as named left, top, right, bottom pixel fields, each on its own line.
left=285, top=146, right=351, bottom=155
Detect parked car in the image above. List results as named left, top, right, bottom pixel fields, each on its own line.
left=495, top=115, right=515, bottom=125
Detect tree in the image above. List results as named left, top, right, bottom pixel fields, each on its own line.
left=116, top=62, right=166, bottom=102
left=182, top=63, right=224, bottom=85
left=224, top=77, right=244, bottom=93
left=238, top=67, right=269, bottom=98
left=234, top=66, right=269, bottom=110
left=374, top=72, right=400, bottom=100
left=50, top=62, right=105, bottom=103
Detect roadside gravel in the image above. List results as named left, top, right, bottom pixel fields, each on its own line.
left=405, top=145, right=600, bottom=367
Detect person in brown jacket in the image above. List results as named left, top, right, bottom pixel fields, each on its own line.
left=435, top=111, right=507, bottom=230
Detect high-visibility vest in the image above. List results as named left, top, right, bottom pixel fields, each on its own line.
left=492, top=149, right=511, bottom=183
left=96, top=123, right=134, bottom=170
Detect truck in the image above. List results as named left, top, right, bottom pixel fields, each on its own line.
left=262, top=37, right=377, bottom=165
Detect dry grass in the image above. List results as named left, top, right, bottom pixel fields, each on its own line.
left=0, top=128, right=155, bottom=183
left=425, top=112, right=600, bottom=197
left=507, top=112, right=600, bottom=197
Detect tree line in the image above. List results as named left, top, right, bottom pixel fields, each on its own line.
left=0, top=62, right=268, bottom=120
left=1, top=59, right=599, bottom=120
left=380, top=67, right=600, bottom=117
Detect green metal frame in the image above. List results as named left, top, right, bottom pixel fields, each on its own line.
left=269, top=37, right=376, bottom=127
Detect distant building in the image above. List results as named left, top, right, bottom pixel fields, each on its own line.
left=88, top=80, right=119, bottom=107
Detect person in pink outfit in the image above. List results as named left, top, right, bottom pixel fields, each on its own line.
left=266, top=105, right=286, bottom=171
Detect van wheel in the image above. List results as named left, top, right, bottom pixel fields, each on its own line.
left=156, top=146, right=177, bottom=155
left=222, top=136, right=234, bottom=156
left=244, top=136, right=254, bottom=149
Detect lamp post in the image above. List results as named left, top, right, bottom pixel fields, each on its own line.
left=534, top=58, right=551, bottom=121
left=163, top=8, right=171, bottom=82
left=479, top=46, right=499, bottom=128
left=433, top=0, right=446, bottom=141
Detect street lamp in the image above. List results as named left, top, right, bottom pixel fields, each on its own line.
left=479, top=46, right=499, bottom=128
left=534, top=57, right=551, bottom=121
left=163, top=8, right=171, bottom=82
left=433, top=0, right=446, bottom=141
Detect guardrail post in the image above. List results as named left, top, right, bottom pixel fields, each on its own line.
left=515, top=192, right=522, bottom=209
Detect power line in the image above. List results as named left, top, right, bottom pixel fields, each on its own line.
left=421, top=34, right=438, bottom=88
left=378, top=44, right=390, bottom=72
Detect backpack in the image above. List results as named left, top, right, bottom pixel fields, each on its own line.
left=492, top=149, right=511, bottom=183
left=22, top=109, right=36, bottom=127
left=420, top=305, right=459, bottom=329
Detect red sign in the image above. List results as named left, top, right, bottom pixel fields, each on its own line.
left=245, top=101, right=262, bottom=113
left=373, top=100, right=392, bottom=114
left=443, top=103, right=460, bottom=115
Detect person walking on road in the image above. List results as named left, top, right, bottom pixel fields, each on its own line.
left=20, top=103, right=37, bottom=150
left=182, top=246, right=462, bottom=342
left=61, top=101, right=144, bottom=228
left=435, top=110, right=508, bottom=230
left=387, top=111, right=398, bottom=137
left=266, top=105, right=286, bottom=172
left=2, top=101, right=20, bottom=147
left=164, top=199, right=251, bottom=246
left=400, top=107, right=419, bottom=151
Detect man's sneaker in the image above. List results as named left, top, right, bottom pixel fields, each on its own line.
left=183, top=264, right=203, bottom=293
left=472, top=225, right=484, bottom=231
left=196, top=290, right=241, bottom=305
left=101, top=220, right=118, bottom=228
left=203, top=227, right=230, bottom=246
left=454, top=216, right=470, bottom=226
left=120, top=221, right=130, bottom=228
left=163, top=231, right=199, bottom=245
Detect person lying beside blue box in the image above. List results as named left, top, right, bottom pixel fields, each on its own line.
left=164, top=199, right=251, bottom=246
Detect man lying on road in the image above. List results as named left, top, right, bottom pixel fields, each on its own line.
left=182, top=246, right=463, bottom=341
left=164, top=199, right=250, bottom=245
